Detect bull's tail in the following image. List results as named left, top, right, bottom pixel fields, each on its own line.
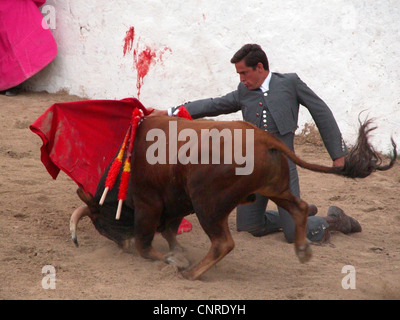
left=270, top=119, right=397, bottom=178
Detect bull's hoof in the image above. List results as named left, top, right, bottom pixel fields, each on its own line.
left=171, top=243, right=185, bottom=253
left=120, top=239, right=135, bottom=253
left=164, top=252, right=190, bottom=270
left=181, top=269, right=196, bottom=281
left=295, top=242, right=312, bottom=263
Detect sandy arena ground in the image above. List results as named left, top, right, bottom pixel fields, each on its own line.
left=0, top=91, right=399, bottom=300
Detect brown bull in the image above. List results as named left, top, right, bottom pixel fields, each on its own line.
left=70, top=116, right=396, bottom=280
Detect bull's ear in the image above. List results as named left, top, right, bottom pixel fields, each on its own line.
left=76, top=188, right=95, bottom=205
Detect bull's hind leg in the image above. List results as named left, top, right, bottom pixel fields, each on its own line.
left=182, top=214, right=234, bottom=280
left=270, top=190, right=312, bottom=263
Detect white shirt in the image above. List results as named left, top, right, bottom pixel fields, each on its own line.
left=259, top=71, right=272, bottom=93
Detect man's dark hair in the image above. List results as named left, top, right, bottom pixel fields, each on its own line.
left=230, top=44, right=269, bottom=71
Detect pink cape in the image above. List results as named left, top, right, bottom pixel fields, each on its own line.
left=30, top=98, right=192, bottom=234
left=0, top=0, right=57, bottom=91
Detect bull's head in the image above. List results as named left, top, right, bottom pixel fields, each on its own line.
left=70, top=188, right=135, bottom=248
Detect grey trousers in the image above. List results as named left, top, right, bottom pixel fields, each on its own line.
left=236, top=132, right=329, bottom=243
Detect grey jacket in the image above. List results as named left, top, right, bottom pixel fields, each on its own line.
left=181, top=72, right=347, bottom=160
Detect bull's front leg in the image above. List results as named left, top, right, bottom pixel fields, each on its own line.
left=182, top=215, right=235, bottom=280
left=134, top=227, right=166, bottom=262
left=134, top=201, right=190, bottom=269
left=161, top=218, right=190, bottom=269
left=135, top=230, right=189, bottom=269
left=161, top=217, right=185, bottom=252
left=134, top=199, right=167, bottom=262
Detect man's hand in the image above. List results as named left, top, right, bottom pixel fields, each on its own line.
left=147, top=108, right=168, bottom=117
left=333, top=156, right=345, bottom=167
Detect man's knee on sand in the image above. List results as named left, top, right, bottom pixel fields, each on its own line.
left=244, top=225, right=295, bottom=242
left=241, top=215, right=329, bottom=244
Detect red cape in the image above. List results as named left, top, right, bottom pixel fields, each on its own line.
left=30, top=98, right=192, bottom=234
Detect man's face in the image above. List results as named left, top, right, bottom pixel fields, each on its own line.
left=235, top=60, right=267, bottom=90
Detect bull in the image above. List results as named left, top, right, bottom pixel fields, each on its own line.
left=70, top=116, right=396, bottom=280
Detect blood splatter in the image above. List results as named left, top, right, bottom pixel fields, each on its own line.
left=157, top=47, right=173, bottom=63
left=122, top=26, right=171, bottom=99
left=123, top=26, right=135, bottom=56
left=134, top=46, right=157, bottom=99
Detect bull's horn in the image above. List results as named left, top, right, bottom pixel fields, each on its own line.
left=70, top=205, right=91, bottom=247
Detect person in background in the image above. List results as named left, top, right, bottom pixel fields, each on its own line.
left=0, top=0, right=57, bottom=96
